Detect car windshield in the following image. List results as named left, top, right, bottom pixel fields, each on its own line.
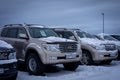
left=93, top=35, right=104, bottom=40
left=76, top=31, right=96, bottom=38
left=104, top=35, right=118, bottom=41
left=111, top=35, right=120, bottom=41
left=29, top=27, right=58, bottom=38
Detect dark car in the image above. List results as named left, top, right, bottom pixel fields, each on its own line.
left=0, top=40, right=17, bottom=80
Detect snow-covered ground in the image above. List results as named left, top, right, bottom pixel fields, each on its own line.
left=17, top=60, right=120, bottom=80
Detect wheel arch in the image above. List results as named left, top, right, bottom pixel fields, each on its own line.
left=25, top=48, right=43, bottom=64
left=81, top=49, right=93, bottom=59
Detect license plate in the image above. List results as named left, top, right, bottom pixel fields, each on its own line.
left=110, top=52, right=116, bottom=57
left=0, top=68, right=4, bottom=74
left=66, top=54, right=76, bottom=59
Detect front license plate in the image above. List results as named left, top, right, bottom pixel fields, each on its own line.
left=66, top=54, right=76, bottom=59
left=110, top=52, right=116, bottom=57
left=0, top=68, right=4, bottom=74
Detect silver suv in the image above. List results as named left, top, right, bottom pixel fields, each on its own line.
left=54, top=28, right=118, bottom=65
left=0, top=24, right=82, bottom=75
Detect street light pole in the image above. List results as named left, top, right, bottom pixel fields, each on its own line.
left=102, top=13, right=104, bottom=34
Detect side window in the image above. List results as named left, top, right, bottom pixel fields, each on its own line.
left=55, top=31, right=64, bottom=38
left=63, top=31, right=76, bottom=40
left=29, top=28, right=42, bottom=38
left=17, top=28, right=27, bottom=38
left=55, top=31, right=76, bottom=40
left=6, top=28, right=18, bottom=38
left=1, top=28, right=8, bottom=37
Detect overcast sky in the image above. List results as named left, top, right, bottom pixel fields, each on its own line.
left=0, top=0, right=120, bottom=34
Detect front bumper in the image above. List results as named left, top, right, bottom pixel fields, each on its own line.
left=93, top=50, right=118, bottom=61
left=0, top=62, right=18, bottom=79
left=46, top=52, right=81, bottom=64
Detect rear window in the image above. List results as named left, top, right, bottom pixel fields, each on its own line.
left=1, top=28, right=8, bottom=37
left=1, top=28, right=18, bottom=38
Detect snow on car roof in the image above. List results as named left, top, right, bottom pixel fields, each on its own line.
left=98, top=33, right=109, bottom=36
left=26, top=24, right=47, bottom=28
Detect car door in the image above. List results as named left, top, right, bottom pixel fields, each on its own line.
left=1, top=27, right=29, bottom=60
left=14, top=27, right=29, bottom=61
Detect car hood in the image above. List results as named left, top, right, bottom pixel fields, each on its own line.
left=39, top=36, right=76, bottom=43
left=80, top=38, right=107, bottom=46
left=0, top=40, right=13, bottom=48
left=105, top=40, right=120, bottom=46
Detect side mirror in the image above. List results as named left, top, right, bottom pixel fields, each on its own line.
left=69, top=36, right=76, bottom=40
left=19, top=33, right=29, bottom=40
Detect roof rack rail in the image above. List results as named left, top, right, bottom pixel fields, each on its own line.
left=52, top=28, right=67, bottom=30
left=4, top=24, right=23, bottom=27
left=25, top=24, right=47, bottom=28
left=69, top=28, right=80, bottom=30
left=52, top=28, right=80, bottom=31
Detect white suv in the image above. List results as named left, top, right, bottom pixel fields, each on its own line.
left=54, top=28, right=118, bottom=65
left=97, top=33, right=120, bottom=59
left=0, top=24, right=82, bottom=75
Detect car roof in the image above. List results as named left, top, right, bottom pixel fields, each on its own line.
left=3, top=24, right=47, bottom=28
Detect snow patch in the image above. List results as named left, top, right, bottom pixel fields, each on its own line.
left=80, top=38, right=105, bottom=46
left=0, top=59, right=17, bottom=64
left=17, top=61, right=120, bottom=80
left=39, top=36, right=75, bottom=43
left=0, top=40, right=13, bottom=48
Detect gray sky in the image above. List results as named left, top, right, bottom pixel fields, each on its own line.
left=0, top=0, right=120, bottom=34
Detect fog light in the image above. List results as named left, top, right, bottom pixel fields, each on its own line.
left=50, top=56, right=57, bottom=60
left=79, top=54, right=82, bottom=58
left=99, top=55, right=104, bottom=58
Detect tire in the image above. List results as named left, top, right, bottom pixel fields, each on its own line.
left=101, top=60, right=112, bottom=65
left=63, top=62, right=79, bottom=71
left=26, top=53, right=45, bottom=75
left=80, top=50, right=94, bottom=65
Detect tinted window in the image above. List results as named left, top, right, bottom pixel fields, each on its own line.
left=1, top=28, right=8, bottom=37
left=55, top=31, right=76, bottom=40
left=76, top=31, right=95, bottom=38
left=104, top=35, right=118, bottom=41
left=18, top=28, right=27, bottom=38
left=111, top=35, right=120, bottom=41
left=6, top=28, right=18, bottom=38
left=29, top=28, right=58, bottom=38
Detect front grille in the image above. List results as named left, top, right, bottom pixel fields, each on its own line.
left=0, top=47, right=15, bottom=60
left=0, top=63, right=17, bottom=74
left=105, top=44, right=116, bottom=51
left=59, top=43, right=77, bottom=53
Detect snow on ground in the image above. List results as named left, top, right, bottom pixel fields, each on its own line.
left=17, top=61, right=120, bottom=80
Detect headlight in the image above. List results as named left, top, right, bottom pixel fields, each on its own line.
left=0, top=53, right=8, bottom=60
left=8, top=52, right=16, bottom=59
left=77, top=43, right=80, bottom=50
left=42, top=44, right=60, bottom=52
left=90, top=44, right=105, bottom=50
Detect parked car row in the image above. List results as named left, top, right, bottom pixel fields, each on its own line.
left=53, top=28, right=118, bottom=65
left=0, top=24, right=119, bottom=80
